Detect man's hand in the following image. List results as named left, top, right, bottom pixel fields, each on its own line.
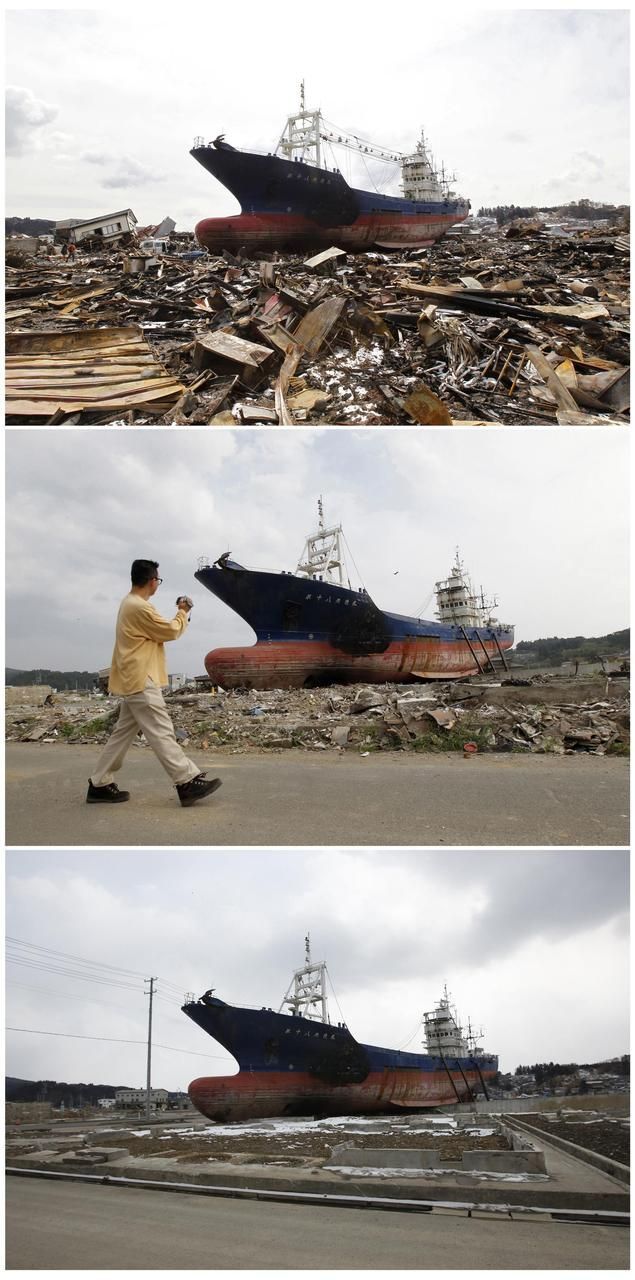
left=177, top=595, right=193, bottom=613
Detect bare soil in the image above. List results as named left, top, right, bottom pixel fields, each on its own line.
left=522, top=1114, right=629, bottom=1165
left=95, top=1127, right=509, bottom=1165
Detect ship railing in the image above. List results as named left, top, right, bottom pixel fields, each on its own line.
left=192, top=136, right=274, bottom=158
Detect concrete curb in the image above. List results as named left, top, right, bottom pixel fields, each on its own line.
left=7, top=1156, right=629, bottom=1213
left=5, top=1168, right=630, bottom=1225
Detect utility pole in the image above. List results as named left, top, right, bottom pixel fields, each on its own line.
left=145, top=977, right=157, bottom=1121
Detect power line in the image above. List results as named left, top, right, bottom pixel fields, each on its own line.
left=6, top=936, right=187, bottom=997
left=6, top=958, right=143, bottom=991
left=6, top=980, right=189, bottom=1033
left=7, top=937, right=149, bottom=979
left=6, top=980, right=148, bottom=1014
left=6, top=1026, right=229, bottom=1060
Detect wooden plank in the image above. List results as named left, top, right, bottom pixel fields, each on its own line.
left=6, top=349, right=153, bottom=366
left=6, top=377, right=183, bottom=404
left=6, top=327, right=143, bottom=355
left=292, top=296, right=346, bottom=357
left=525, top=345, right=588, bottom=419
left=193, top=330, right=273, bottom=368
left=274, top=349, right=302, bottom=426
left=6, top=363, right=159, bottom=380
left=252, top=322, right=300, bottom=356
left=8, top=393, right=183, bottom=417
left=5, top=323, right=185, bottom=418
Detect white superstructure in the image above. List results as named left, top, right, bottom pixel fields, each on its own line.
left=435, top=550, right=500, bottom=628
left=401, top=131, right=455, bottom=202
left=423, top=986, right=470, bottom=1056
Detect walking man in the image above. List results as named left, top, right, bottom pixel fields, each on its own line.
left=87, top=559, right=221, bottom=807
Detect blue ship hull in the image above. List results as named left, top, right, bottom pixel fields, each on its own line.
left=195, top=560, right=514, bottom=688
left=183, top=994, right=498, bottom=1122
left=191, top=142, right=469, bottom=252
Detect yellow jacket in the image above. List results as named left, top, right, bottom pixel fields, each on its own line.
left=108, top=593, right=188, bottom=695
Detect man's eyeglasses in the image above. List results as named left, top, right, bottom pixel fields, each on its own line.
left=153, top=576, right=163, bottom=585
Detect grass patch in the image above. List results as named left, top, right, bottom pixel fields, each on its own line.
left=67, top=712, right=119, bottom=740
left=606, top=741, right=630, bottom=757
left=411, top=723, right=495, bottom=753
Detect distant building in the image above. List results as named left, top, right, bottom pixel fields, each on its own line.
left=167, top=1091, right=194, bottom=1110
left=114, top=1088, right=169, bottom=1110
left=168, top=673, right=188, bottom=690
left=97, top=1097, right=117, bottom=1109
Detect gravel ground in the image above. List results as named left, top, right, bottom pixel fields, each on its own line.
left=521, top=1114, right=630, bottom=1165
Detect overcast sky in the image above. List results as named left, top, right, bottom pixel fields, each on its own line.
left=6, top=848, right=628, bottom=1089
left=5, top=427, right=629, bottom=675
left=6, top=7, right=629, bottom=228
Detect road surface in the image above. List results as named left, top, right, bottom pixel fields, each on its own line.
left=5, top=1177, right=629, bottom=1270
left=5, top=744, right=628, bottom=846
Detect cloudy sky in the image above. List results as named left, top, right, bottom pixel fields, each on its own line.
left=6, top=848, right=629, bottom=1089
left=6, top=7, right=629, bottom=228
left=5, top=427, right=629, bottom=676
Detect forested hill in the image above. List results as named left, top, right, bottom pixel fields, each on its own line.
left=6, top=669, right=99, bottom=689
left=516, top=630, right=629, bottom=666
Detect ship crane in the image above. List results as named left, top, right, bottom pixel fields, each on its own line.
left=318, top=124, right=404, bottom=166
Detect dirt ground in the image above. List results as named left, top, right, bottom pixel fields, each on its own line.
left=522, top=1114, right=629, bottom=1165
left=93, top=1124, right=508, bottom=1165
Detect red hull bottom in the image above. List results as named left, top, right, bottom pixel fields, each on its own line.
left=189, top=1069, right=494, bottom=1123
left=204, top=638, right=512, bottom=690
left=195, top=211, right=467, bottom=253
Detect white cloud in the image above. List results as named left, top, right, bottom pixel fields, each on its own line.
left=101, top=156, right=165, bottom=189
left=5, top=84, right=58, bottom=155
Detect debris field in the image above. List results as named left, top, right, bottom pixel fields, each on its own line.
left=6, top=674, right=629, bottom=757
left=5, top=221, right=629, bottom=425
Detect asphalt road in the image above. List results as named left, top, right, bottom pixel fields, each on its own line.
left=5, top=744, right=628, bottom=846
left=5, top=1178, right=629, bottom=1270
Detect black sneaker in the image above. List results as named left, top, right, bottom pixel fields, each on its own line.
left=86, top=780, right=130, bottom=804
left=177, top=775, right=222, bottom=807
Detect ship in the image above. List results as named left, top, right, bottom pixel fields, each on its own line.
left=191, top=84, right=469, bottom=254
left=194, top=500, right=514, bottom=689
left=182, top=938, right=498, bottom=1123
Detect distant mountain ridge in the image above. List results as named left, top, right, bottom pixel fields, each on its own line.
left=6, top=1077, right=127, bottom=1105
left=6, top=669, right=100, bottom=689
left=6, top=216, right=56, bottom=237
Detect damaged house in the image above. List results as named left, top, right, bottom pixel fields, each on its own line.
left=55, top=208, right=137, bottom=248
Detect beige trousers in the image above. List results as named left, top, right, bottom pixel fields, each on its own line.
left=90, top=678, right=199, bottom=788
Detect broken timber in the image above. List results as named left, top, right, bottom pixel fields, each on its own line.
left=5, top=326, right=185, bottom=419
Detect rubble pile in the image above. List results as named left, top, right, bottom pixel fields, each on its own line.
left=5, top=221, right=629, bottom=424
left=6, top=676, right=629, bottom=756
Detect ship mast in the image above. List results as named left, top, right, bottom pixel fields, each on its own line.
left=279, top=934, right=330, bottom=1023
left=276, top=80, right=322, bottom=168
left=296, top=496, right=346, bottom=586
